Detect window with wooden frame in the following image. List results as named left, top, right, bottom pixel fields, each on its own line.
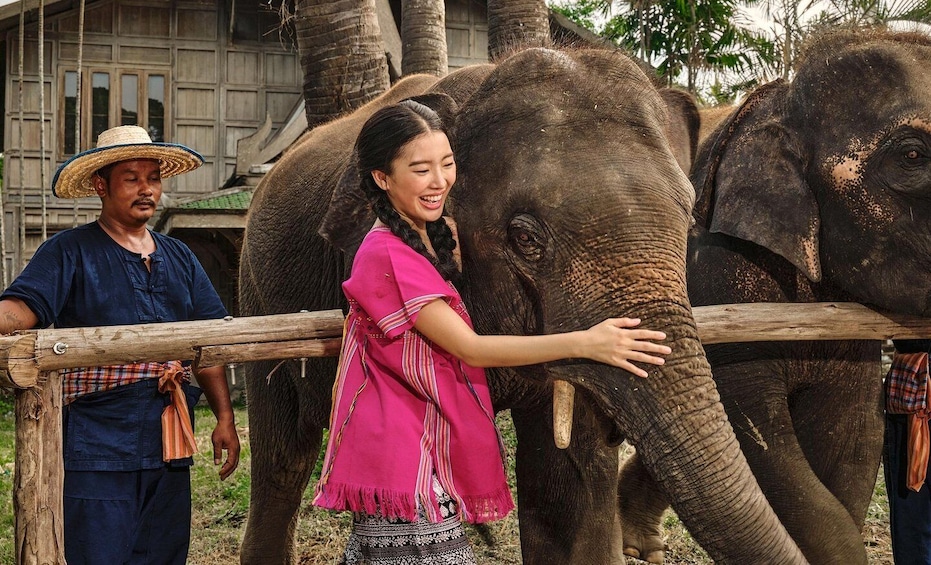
left=60, top=67, right=169, bottom=156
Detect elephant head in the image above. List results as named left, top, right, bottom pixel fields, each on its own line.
left=438, top=47, right=804, bottom=563
left=694, top=29, right=931, bottom=314
left=676, top=29, right=931, bottom=564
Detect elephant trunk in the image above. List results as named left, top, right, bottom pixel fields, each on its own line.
left=642, top=311, right=806, bottom=563
left=559, top=304, right=807, bottom=564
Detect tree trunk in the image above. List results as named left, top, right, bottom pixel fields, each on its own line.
left=401, top=0, right=447, bottom=77
left=486, top=0, right=551, bottom=61
left=294, top=0, right=390, bottom=129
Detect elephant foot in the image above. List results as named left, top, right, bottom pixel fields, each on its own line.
left=622, top=530, right=665, bottom=564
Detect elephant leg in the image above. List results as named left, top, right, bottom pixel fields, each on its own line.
left=791, top=350, right=884, bottom=528
left=716, top=356, right=868, bottom=565
left=240, top=360, right=332, bottom=564
left=511, top=395, right=623, bottom=565
left=618, top=451, right=669, bottom=564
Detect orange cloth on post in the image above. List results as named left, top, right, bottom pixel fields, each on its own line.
left=908, top=410, right=931, bottom=492
left=885, top=352, right=931, bottom=492
left=158, top=362, right=198, bottom=462
left=908, top=356, right=931, bottom=492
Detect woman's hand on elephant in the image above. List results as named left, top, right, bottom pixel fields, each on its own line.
left=584, top=318, right=671, bottom=378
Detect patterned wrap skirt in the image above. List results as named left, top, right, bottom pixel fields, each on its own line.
left=341, top=477, right=477, bottom=564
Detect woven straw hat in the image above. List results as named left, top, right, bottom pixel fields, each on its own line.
left=52, top=125, right=204, bottom=198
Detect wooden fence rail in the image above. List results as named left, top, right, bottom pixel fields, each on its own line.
left=8, top=302, right=931, bottom=564
left=0, top=309, right=346, bottom=389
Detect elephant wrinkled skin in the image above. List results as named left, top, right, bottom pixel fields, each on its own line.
left=238, top=48, right=805, bottom=564
left=620, top=29, right=931, bottom=565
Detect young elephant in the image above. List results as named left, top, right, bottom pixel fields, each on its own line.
left=238, top=47, right=806, bottom=564
left=620, top=29, right=931, bottom=564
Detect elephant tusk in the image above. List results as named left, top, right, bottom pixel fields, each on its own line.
left=553, top=379, right=575, bottom=449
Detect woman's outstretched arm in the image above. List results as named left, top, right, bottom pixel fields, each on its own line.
left=413, top=299, right=671, bottom=378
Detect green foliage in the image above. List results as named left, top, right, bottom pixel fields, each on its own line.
left=550, top=0, right=931, bottom=97
left=812, top=0, right=931, bottom=27
left=547, top=0, right=778, bottom=97
left=704, top=76, right=762, bottom=105
left=614, top=0, right=778, bottom=91
left=744, top=0, right=931, bottom=78
left=550, top=0, right=609, bottom=32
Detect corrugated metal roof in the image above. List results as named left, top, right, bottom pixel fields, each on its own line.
left=176, top=189, right=253, bottom=211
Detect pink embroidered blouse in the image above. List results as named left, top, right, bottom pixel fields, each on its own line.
left=312, top=227, right=514, bottom=524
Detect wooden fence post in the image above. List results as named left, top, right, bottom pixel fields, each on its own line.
left=14, top=372, right=65, bottom=564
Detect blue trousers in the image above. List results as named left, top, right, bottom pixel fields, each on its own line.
left=63, top=466, right=192, bottom=565
left=885, top=413, right=931, bottom=565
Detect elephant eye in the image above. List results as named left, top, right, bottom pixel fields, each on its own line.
left=895, top=135, right=929, bottom=166
left=899, top=145, right=930, bottom=170
left=507, top=213, right=546, bottom=262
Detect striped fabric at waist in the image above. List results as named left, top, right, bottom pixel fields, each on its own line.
left=61, top=361, right=190, bottom=404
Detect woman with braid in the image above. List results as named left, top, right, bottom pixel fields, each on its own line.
left=312, top=99, right=672, bottom=564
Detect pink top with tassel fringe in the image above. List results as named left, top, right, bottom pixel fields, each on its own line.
left=312, top=227, right=514, bottom=524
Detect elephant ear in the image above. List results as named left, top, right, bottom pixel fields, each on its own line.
left=319, top=93, right=460, bottom=256
left=691, top=79, right=822, bottom=282
left=319, top=156, right=370, bottom=255
left=408, top=93, right=459, bottom=131
left=658, top=88, right=700, bottom=174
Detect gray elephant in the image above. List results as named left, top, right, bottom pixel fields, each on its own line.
left=237, top=47, right=806, bottom=564
left=619, top=29, right=931, bottom=564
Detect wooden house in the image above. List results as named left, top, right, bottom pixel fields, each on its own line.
left=0, top=0, right=602, bottom=318
left=0, top=0, right=305, bottom=308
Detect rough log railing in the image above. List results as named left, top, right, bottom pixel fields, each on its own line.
left=6, top=302, right=931, bottom=564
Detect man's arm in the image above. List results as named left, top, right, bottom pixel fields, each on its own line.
left=195, top=364, right=240, bottom=480
left=0, top=298, right=39, bottom=335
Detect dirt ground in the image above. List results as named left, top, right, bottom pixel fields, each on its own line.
left=273, top=475, right=893, bottom=564
left=189, top=419, right=895, bottom=564
left=652, top=468, right=894, bottom=564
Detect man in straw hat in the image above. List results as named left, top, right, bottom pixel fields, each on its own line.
left=0, top=125, right=240, bottom=564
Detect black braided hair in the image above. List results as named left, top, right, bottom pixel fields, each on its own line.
left=356, top=99, right=459, bottom=282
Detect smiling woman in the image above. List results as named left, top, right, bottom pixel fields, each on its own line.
left=307, top=96, right=672, bottom=564
left=371, top=130, right=456, bottom=233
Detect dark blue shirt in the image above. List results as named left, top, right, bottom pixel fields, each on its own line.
left=1, top=221, right=228, bottom=471
left=1, top=221, right=226, bottom=328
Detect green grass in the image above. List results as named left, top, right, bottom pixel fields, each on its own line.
left=189, top=404, right=253, bottom=562
left=0, top=395, right=893, bottom=564
left=0, top=390, right=13, bottom=565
